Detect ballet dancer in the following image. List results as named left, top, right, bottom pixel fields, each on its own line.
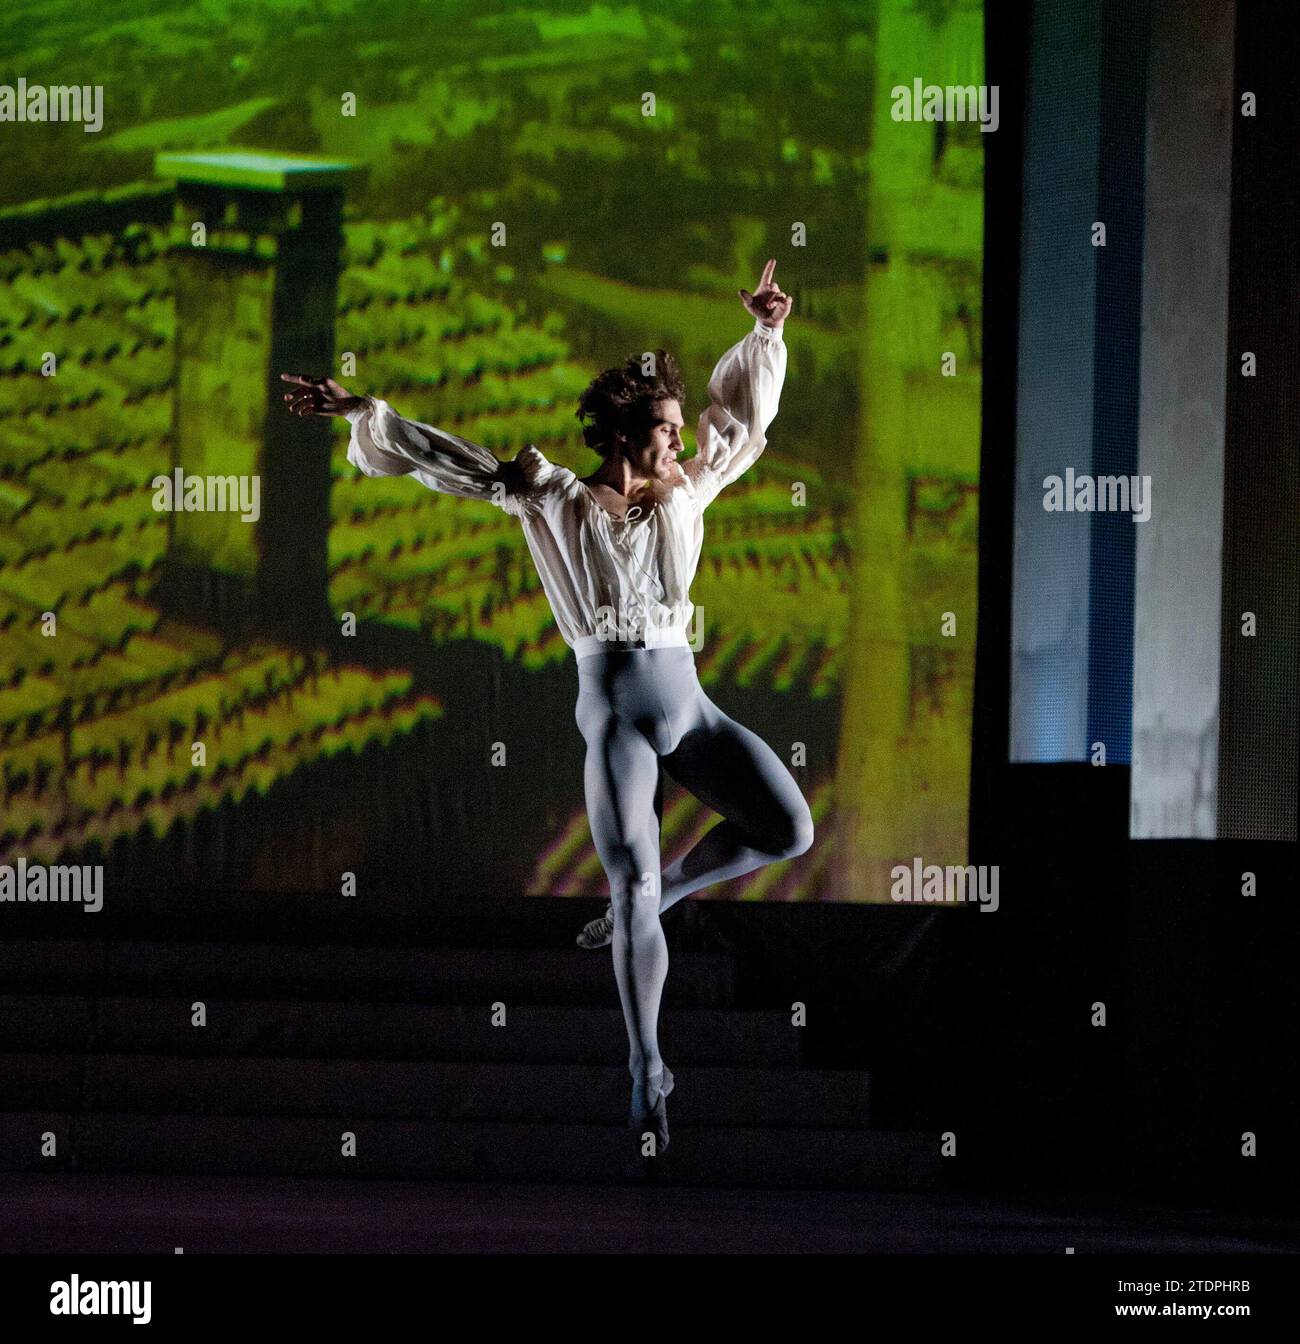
left=281, top=260, right=814, bottom=1150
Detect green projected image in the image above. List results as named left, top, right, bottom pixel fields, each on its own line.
left=0, top=1, right=982, bottom=904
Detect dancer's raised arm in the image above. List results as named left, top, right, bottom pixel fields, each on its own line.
left=280, top=373, right=547, bottom=517
left=684, top=259, right=791, bottom=511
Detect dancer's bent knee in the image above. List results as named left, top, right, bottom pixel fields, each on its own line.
left=757, top=801, right=815, bottom=862
left=783, top=806, right=815, bottom=859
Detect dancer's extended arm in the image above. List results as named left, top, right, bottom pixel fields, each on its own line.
left=280, top=373, right=545, bottom=516
left=685, top=259, right=791, bottom=510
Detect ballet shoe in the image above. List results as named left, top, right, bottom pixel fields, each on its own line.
left=628, top=1064, right=673, bottom=1106
left=576, top=904, right=613, bottom=949
left=629, top=1065, right=673, bottom=1151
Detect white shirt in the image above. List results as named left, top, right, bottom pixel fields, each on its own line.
left=345, top=318, right=787, bottom=659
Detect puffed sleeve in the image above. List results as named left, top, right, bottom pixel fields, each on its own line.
left=686, top=319, right=787, bottom=510
left=345, top=395, right=552, bottom=518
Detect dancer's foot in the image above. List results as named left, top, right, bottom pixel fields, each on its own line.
left=629, top=1065, right=674, bottom=1151
left=630, top=1064, right=673, bottom=1109
left=576, top=904, right=613, bottom=949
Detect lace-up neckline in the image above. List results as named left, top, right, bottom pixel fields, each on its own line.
left=612, top=503, right=644, bottom=535
left=577, top=480, right=652, bottom=527
left=589, top=497, right=666, bottom=601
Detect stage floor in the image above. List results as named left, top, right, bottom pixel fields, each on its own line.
left=3, top=1174, right=1296, bottom=1255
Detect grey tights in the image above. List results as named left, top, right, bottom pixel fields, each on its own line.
left=574, top=646, right=814, bottom=1085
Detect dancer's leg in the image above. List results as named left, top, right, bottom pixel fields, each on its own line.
left=658, top=692, right=814, bottom=913
left=579, top=701, right=668, bottom=1080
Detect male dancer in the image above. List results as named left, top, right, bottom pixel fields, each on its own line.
left=282, top=261, right=813, bottom=1149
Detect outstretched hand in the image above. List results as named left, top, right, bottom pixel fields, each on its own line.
left=739, top=259, right=792, bottom=329
left=280, top=373, right=363, bottom=418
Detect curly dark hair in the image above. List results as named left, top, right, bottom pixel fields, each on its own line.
left=575, top=350, right=686, bottom=459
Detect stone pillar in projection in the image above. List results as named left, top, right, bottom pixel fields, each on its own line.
left=150, top=150, right=364, bottom=645
left=830, top=2, right=984, bottom=902
left=1129, top=0, right=1235, bottom=838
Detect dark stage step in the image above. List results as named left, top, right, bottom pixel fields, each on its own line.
left=0, top=996, right=801, bottom=1065
left=1, top=1053, right=871, bottom=1127
left=0, top=1112, right=942, bottom=1190
left=0, top=934, right=937, bottom=1190
left=0, top=939, right=736, bottom=1007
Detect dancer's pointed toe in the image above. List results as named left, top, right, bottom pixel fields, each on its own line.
left=629, top=1066, right=672, bottom=1151
left=630, top=1094, right=669, bottom=1150
left=576, top=904, right=614, bottom=949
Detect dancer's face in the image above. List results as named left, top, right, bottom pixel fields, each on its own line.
left=626, top=399, right=685, bottom=485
